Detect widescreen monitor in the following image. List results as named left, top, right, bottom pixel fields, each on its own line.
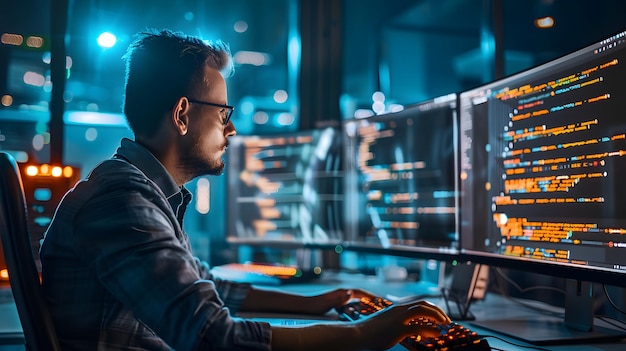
left=459, top=29, right=626, bottom=344
left=342, top=94, right=459, bottom=261
left=226, top=127, right=343, bottom=247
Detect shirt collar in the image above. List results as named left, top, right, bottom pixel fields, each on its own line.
left=113, top=138, right=182, bottom=199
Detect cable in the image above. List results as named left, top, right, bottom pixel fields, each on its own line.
left=493, top=267, right=565, bottom=295
left=602, top=284, right=626, bottom=315
left=496, top=268, right=626, bottom=334
left=491, top=267, right=564, bottom=318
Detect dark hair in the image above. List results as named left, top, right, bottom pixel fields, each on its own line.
left=122, top=29, right=233, bottom=137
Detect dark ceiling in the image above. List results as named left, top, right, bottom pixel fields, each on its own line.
left=2, top=0, right=626, bottom=116
left=388, top=0, right=626, bottom=69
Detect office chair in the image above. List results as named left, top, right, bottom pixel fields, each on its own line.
left=0, top=152, right=61, bottom=350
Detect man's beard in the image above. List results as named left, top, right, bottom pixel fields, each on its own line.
left=179, top=147, right=225, bottom=179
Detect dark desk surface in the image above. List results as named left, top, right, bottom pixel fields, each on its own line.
left=2, top=273, right=626, bottom=350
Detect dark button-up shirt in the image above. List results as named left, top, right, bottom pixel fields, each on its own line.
left=40, top=138, right=271, bottom=350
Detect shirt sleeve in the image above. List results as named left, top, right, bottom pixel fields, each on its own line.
left=195, top=258, right=252, bottom=314
left=74, top=183, right=271, bottom=351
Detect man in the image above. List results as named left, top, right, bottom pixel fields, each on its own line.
left=40, top=28, right=450, bottom=350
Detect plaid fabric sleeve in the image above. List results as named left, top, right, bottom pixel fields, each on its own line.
left=195, top=258, right=252, bottom=314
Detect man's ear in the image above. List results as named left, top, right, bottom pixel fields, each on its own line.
left=172, top=97, right=191, bottom=136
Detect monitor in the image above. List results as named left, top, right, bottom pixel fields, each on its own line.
left=459, top=29, right=626, bottom=344
left=226, top=127, right=343, bottom=247
left=342, top=94, right=460, bottom=261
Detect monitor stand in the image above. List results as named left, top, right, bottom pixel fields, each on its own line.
left=442, top=263, right=489, bottom=321
left=470, top=279, right=626, bottom=345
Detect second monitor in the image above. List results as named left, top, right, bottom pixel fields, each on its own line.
left=342, top=94, right=460, bottom=259
left=226, top=127, right=344, bottom=247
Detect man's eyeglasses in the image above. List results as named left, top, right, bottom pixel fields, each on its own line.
left=188, top=98, right=235, bottom=126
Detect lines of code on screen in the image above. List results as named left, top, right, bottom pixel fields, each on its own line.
left=343, top=96, right=459, bottom=253
left=460, top=32, right=626, bottom=270
left=226, top=128, right=343, bottom=245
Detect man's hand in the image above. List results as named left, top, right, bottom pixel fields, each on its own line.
left=352, top=300, right=452, bottom=350
left=270, top=299, right=452, bottom=351
left=298, top=288, right=380, bottom=315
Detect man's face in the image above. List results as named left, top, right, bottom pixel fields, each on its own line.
left=180, top=66, right=236, bottom=178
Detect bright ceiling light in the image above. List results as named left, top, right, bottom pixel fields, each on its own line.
left=97, top=32, right=117, bottom=48
left=534, top=16, right=555, bottom=29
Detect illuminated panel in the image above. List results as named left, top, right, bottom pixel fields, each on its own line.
left=343, top=94, right=459, bottom=255
left=459, top=30, right=626, bottom=276
left=226, top=128, right=343, bottom=245
left=0, top=268, right=8, bottom=287
left=19, top=163, right=80, bottom=272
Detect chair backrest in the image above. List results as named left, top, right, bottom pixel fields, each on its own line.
left=0, top=152, right=61, bottom=350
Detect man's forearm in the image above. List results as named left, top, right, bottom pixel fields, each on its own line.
left=240, top=287, right=311, bottom=313
left=271, top=323, right=362, bottom=351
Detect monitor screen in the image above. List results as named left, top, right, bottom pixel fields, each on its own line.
left=342, top=94, right=459, bottom=260
left=459, top=29, right=626, bottom=287
left=226, top=127, right=343, bottom=247
left=459, top=29, right=626, bottom=343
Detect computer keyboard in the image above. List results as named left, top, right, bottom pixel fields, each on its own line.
left=401, top=317, right=491, bottom=351
left=335, top=296, right=491, bottom=351
left=335, top=296, right=394, bottom=320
